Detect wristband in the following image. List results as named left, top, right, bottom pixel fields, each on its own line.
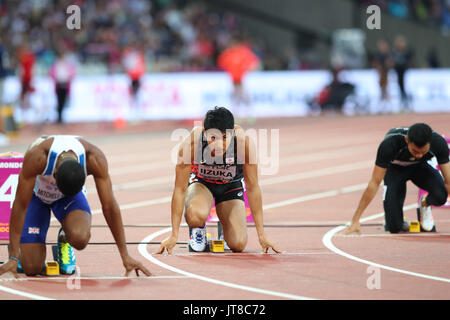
left=8, top=256, right=20, bottom=264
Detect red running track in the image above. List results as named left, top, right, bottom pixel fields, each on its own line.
left=0, top=114, right=449, bottom=300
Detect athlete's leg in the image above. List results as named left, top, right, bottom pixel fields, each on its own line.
left=184, top=182, right=214, bottom=227
left=52, top=192, right=92, bottom=250
left=383, top=167, right=408, bottom=233
left=20, top=244, right=46, bottom=276
left=411, top=163, right=448, bottom=207
left=60, top=210, right=91, bottom=250
left=20, top=195, right=51, bottom=276
left=216, top=199, right=247, bottom=252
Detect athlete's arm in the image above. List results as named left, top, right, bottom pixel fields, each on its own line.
left=0, top=148, right=44, bottom=277
left=342, top=165, right=386, bottom=235
left=155, top=129, right=196, bottom=254
left=87, top=143, right=151, bottom=276
left=242, top=134, right=281, bottom=253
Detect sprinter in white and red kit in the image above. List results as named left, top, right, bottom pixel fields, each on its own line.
left=156, top=107, right=281, bottom=254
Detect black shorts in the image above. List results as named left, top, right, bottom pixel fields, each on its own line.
left=189, top=177, right=245, bottom=205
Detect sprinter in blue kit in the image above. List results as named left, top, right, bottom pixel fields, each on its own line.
left=0, top=135, right=151, bottom=277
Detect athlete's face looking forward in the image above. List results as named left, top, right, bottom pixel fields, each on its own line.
left=204, top=129, right=233, bottom=157
left=405, top=137, right=430, bottom=159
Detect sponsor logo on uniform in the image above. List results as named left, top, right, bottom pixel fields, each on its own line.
left=36, top=189, right=61, bottom=199
left=28, top=227, right=40, bottom=234
left=225, top=157, right=234, bottom=164
left=64, top=200, right=75, bottom=211
left=391, top=160, right=420, bottom=166
left=198, top=165, right=236, bottom=180
left=237, top=191, right=243, bottom=197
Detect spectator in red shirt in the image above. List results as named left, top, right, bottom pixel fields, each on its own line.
left=18, top=44, right=35, bottom=110
left=122, top=43, right=146, bottom=103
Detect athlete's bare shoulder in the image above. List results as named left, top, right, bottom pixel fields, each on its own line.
left=78, top=138, right=108, bottom=177
left=22, top=137, right=51, bottom=177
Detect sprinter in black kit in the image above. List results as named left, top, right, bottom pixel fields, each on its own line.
left=343, top=123, right=450, bottom=234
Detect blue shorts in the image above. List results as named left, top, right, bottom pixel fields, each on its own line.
left=21, top=191, right=91, bottom=244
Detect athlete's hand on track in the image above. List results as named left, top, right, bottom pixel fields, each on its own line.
left=123, top=255, right=152, bottom=277
left=0, top=259, right=19, bottom=278
left=258, top=235, right=282, bottom=254
left=341, top=221, right=361, bottom=235
left=155, top=234, right=178, bottom=254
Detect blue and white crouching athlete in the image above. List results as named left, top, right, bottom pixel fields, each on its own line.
left=0, top=135, right=151, bottom=277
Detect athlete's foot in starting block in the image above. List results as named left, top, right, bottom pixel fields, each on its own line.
left=419, top=196, right=436, bottom=232
left=219, top=235, right=231, bottom=250
left=57, top=228, right=77, bottom=274
left=189, top=226, right=207, bottom=252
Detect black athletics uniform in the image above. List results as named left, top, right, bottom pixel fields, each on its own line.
left=189, top=130, right=245, bottom=205
left=376, top=127, right=449, bottom=233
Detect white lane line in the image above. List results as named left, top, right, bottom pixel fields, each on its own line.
left=260, top=161, right=371, bottom=186
left=334, top=232, right=450, bottom=238
left=159, top=252, right=334, bottom=257
left=138, top=228, right=316, bottom=300
left=0, top=275, right=187, bottom=282
left=0, top=285, right=54, bottom=300
left=262, top=183, right=367, bottom=211
left=322, top=204, right=450, bottom=283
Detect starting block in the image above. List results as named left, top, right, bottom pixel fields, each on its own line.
left=209, top=240, right=225, bottom=253
left=188, top=229, right=226, bottom=253
left=409, top=221, right=421, bottom=233
left=45, top=261, right=60, bottom=276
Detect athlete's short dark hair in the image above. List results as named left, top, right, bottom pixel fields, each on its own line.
left=56, top=160, right=86, bottom=197
left=408, top=123, right=432, bottom=147
left=203, top=106, right=234, bottom=132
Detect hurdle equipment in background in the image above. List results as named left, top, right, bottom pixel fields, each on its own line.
left=416, top=136, right=450, bottom=232
left=0, top=152, right=23, bottom=240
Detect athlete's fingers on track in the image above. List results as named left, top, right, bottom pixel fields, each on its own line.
left=137, top=264, right=152, bottom=277
left=154, top=245, right=165, bottom=254
left=271, top=245, right=283, bottom=254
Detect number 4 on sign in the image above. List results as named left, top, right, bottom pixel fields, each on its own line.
left=0, top=174, right=19, bottom=208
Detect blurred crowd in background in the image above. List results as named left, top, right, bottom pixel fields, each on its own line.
left=0, top=0, right=294, bottom=77
left=0, top=0, right=448, bottom=133
left=0, top=0, right=447, bottom=80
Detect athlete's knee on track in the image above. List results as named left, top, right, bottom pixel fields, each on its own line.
left=227, top=235, right=247, bottom=253
left=429, top=188, right=448, bottom=206
left=385, top=218, right=403, bottom=234
left=387, top=224, right=402, bottom=234
left=23, top=262, right=44, bottom=276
